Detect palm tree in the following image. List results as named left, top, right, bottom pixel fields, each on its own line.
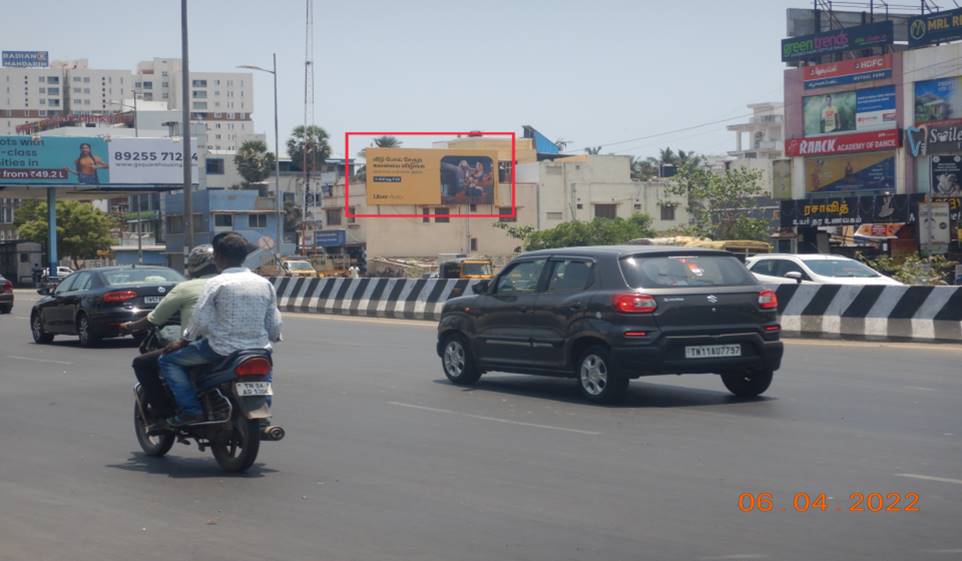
left=234, top=140, right=276, bottom=185
left=287, top=125, right=331, bottom=172
left=585, top=146, right=603, bottom=155
left=373, top=136, right=401, bottom=148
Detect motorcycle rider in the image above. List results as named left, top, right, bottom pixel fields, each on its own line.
left=158, top=231, right=282, bottom=427
left=120, top=244, right=219, bottom=418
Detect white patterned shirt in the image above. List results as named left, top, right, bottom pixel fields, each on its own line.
left=185, top=267, right=283, bottom=355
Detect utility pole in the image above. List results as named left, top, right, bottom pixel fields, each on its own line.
left=181, top=0, right=194, bottom=259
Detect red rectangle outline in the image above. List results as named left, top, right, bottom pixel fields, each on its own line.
left=344, top=131, right=516, bottom=219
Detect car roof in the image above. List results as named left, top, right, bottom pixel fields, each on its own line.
left=78, top=265, right=177, bottom=273
left=755, top=253, right=854, bottom=260
left=519, top=245, right=732, bottom=258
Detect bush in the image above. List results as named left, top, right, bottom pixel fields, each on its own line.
left=858, top=253, right=958, bottom=285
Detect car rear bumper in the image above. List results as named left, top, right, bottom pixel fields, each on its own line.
left=611, top=332, right=783, bottom=376
left=0, top=293, right=12, bottom=305
left=88, top=308, right=152, bottom=337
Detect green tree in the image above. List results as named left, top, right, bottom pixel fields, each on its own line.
left=373, top=136, right=402, bottom=148
left=666, top=162, right=768, bottom=240
left=283, top=201, right=302, bottom=235
left=501, top=214, right=654, bottom=251
left=15, top=200, right=115, bottom=267
left=287, top=125, right=331, bottom=172
left=234, top=140, right=276, bottom=185
left=630, top=156, right=660, bottom=181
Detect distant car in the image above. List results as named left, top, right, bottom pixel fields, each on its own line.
left=746, top=254, right=901, bottom=286
left=752, top=272, right=810, bottom=285
left=30, top=265, right=185, bottom=347
left=0, top=274, right=13, bottom=314
left=437, top=246, right=784, bottom=403
left=56, top=266, right=74, bottom=278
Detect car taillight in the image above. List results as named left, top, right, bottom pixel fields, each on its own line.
left=612, top=293, right=657, bottom=313
left=1, top=280, right=11, bottom=293
left=758, top=289, right=778, bottom=310
left=235, top=357, right=272, bottom=377
left=103, top=290, right=137, bottom=303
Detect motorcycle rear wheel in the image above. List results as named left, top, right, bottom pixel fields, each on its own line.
left=211, top=414, right=260, bottom=473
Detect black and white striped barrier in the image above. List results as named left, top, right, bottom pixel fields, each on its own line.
left=271, top=278, right=962, bottom=343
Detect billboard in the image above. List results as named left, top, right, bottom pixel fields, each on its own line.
left=780, top=193, right=912, bottom=227
left=803, top=54, right=892, bottom=90
left=931, top=154, right=962, bottom=196
left=785, top=130, right=900, bottom=157
left=906, top=121, right=962, bottom=157
left=908, top=8, right=962, bottom=48
left=0, top=136, right=197, bottom=185
left=772, top=159, right=792, bottom=200
left=915, top=76, right=962, bottom=124
left=365, top=148, right=498, bottom=206
left=782, top=21, right=893, bottom=62
left=804, top=151, right=895, bottom=193
left=803, top=86, right=895, bottom=136
left=2, top=51, right=48, bottom=68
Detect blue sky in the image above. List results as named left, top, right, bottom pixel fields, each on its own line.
left=7, top=0, right=802, bottom=159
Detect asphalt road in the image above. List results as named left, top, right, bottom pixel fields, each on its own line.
left=1, top=289, right=961, bottom=561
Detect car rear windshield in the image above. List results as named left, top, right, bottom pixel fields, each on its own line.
left=103, top=268, right=184, bottom=286
left=801, top=258, right=880, bottom=278
left=287, top=262, right=313, bottom=271
left=620, top=254, right=756, bottom=288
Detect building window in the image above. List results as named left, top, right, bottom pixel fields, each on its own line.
left=498, top=161, right=513, bottom=182
left=498, top=206, right=516, bottom=222
left=84, top=99, right=91, bottom=105
left=422, top=208, right=430, bottom=223
left=72, top=76, right=81, bottom=83
left=594, top=204, right=617, bottom=219
left=161, top=81, right=169, bottom=88
left=38, top=99, right=46, bottom=105
left=195, top=102, right=208, bottom=110
left=206, top=158, right=224, bottom=175
left=660, top=204, right=675, bottom=221
left=161, top=71, right=168, bottom=77
left=248, top=214, right=267, bottom=228
left=142, top=81, right=152, bottom=89
left=166, top=215, right=183, bottom=234
left=47, top=76, right=59, bottom=84
left=546, top=211, right=563, bottom=220
left=326, top=208, right=342, bottom=226
left=72, top=87, right=81, bottom=93
left=83, top=88, right=90, bottom=94
left=470, top=238, right=478, bottom=252
left=434, top=207, right=449, bottom=223
left=192, top=79, right=207, bottom=88
left=347, top=206, right=356, bottom=224
left=192, top=90, right=207, bottom=98
left=83, top=77, right=90, bottom=83
left=213, top=214, right=233, bottom=227
left=38, top=87, right=45, bottom=94
left=134, top=81, right=141, bottom=89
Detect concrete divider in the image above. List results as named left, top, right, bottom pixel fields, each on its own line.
left=272, top=277, right=962, bottom=343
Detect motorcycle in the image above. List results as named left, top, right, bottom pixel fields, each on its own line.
left=132, top=324, right=285, bottom=473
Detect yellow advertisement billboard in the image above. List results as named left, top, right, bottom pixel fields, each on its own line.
left=366, top=148, right=499, bottom=206
left=804, top=151, right=895, bottom=193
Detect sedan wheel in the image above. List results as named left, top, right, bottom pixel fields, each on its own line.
left=31, top=313, right=53, bottom=344
left=441, top=334, right=480, bottom=385
left=77, top=315, right=100, bottom=348
left=577, top=345, right=628, bottom=404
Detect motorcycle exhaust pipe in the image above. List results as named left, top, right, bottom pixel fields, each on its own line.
left=261, top=425, right=285, bottom=441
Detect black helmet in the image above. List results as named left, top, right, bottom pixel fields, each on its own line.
left=186, top=244, right=215, bottom=278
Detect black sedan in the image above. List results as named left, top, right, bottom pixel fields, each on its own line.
left=30, top=265, right=185, bottom=347
left=0, top=274, right=13, bottom=314
left=437, top=246, right=784, bottom=404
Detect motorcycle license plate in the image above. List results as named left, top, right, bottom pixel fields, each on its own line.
left=235, top=381, right=273, bottom=396
left=144, top=296, right=163, bottom=304
left=684, top=344, right=741, bottom=359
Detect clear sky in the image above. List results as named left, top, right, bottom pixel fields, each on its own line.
left=7, top=0, right=804, bottom=159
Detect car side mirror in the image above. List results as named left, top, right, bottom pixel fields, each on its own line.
left=472, top=280, right=490, bottom=294
left=37, top=286, right=50, bottom=295
left=784, top=271, right=803, bottom=283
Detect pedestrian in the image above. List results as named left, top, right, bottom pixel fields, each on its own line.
left=31, top=263, right=42, bottom=288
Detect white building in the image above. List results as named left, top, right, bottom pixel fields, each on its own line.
left=725, top=102, right=785, bottom=196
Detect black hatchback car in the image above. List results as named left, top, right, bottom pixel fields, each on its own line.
left=31, top=265, right=184, bottom=347
left=436, top=246, right=783, bottom=403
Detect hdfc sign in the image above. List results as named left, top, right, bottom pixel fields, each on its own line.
left=803, top=54, right=893, bottom=89
left=785, top=130, right=901, bottom=157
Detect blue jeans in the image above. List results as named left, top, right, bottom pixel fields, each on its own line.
left=158, top=339, right=223, bottom=416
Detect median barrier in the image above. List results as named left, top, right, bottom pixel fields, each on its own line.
left=271, top=278, right=962, bottom=343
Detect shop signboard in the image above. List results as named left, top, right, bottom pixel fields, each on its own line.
left=782, top=21, right=893, bottom=62
left=908, top=7, right=962, bottom=48
left=315, top=229, right=346, bottom=248
left=803, top=86, right=896, bottom=136
left=906, top=120, right=962, bottom=157
left=366, top=148, right=499, bottom=206
left=772, top=159, right=793, bottom=200
left=780, top=193, right=913, bottom=227
left=804, top=151, right=895, bottom=193
left=802, top=54, right=892, bottom=89
left=785, top=129, right=900, bottom=157
left=930, top=154, right=962, bottom=196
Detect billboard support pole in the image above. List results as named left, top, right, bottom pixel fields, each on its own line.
left=181, top=0, right=194, bottom=261
left=46, top=187, right=57, bottom=279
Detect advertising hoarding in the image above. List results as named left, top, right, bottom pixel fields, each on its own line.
left=803, top=54, right=892, bottom=89
left=772, top=159, right=793, bottom=200
left=785, top=129, right=900, bottom=157
left=908, top=8, right=962, bottom=48
left=315, top=229, right=346, bottom=247
left=803, top=86, right=895, bottom=137
left=930, top=154, right=962, bottom=196
left=915, top=76, right=962, bottom=124
left=804, top=151, right=895, bottom=193
left=919, top=202, right=951, bottom=255
left=0, top=136, right=197, bottom=185
left=782, top=21, right=893, bottom=62
left=365, top=148, right=499, bottom=206
left=2, top=51, right=48, bottom=68
left=906, top=120, right=962, bottom=157
left=780, top=193, right=912, bottom=227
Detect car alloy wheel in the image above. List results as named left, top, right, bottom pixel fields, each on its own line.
left=31, top=313, right=53, bottom=343
left=580, top=353, right=608, bottom=396
left=443, top=339, right=466, bottom=378
left=440, top=334, right=481, bottom=386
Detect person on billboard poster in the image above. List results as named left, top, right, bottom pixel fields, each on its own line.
left=440, top=156, right=494, bottom=205
left=821, top=95, right=839, bottom=134
left=63, top=142, right=109, bottom=184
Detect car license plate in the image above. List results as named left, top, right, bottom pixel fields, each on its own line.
left=685, top=344, right=741, bottom=359
left=143, top=296, right=162, bottom=304
left=235, top=381, right=273, bottom=396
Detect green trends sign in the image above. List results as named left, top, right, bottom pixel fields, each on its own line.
left=782, top=21, right=894, bottom=63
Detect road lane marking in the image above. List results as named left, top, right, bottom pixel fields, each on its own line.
left=387, top=401, right=602, bottom=435
left=895, top=473, right=962, bottom=485
left=286, top=312, right=435, bottom=328
left=699, top=556, right=767, bottom=560
left=921, top=549, right=962, bottom=554
left=7, top=355, right=72, bottom=365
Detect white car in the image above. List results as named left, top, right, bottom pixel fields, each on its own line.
left=746, top=254, right=902, bottom=286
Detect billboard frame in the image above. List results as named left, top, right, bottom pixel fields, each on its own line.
left=344, top=131, right=517, bottom=219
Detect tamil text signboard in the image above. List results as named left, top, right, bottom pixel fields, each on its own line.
left=780, top=194, right=912, bottom=227
left=365, top=148, right=499, bottom=206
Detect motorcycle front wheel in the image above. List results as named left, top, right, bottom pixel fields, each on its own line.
left=134, top=401, right=175, bottom=457
left=211, top=413, right=260, bottom=473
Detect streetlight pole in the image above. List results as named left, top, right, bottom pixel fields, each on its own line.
left=238, top=54, right=282, bottom=262
left=181, top=0, right=194, bottom=261
left=109, top=95, right=145, bottom=264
